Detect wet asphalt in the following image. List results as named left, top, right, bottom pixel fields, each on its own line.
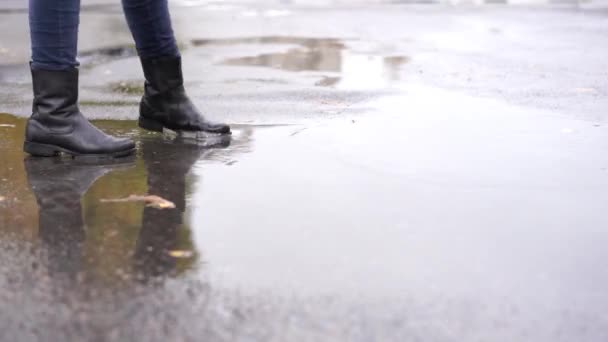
left=1, top=1, right=608, bottom=341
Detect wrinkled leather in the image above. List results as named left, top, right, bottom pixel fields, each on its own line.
left=25, top=67, right=135, bottom=155
left=140, top=56, right=231, bottom=134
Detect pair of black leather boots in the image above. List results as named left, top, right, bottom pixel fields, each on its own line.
left=24, top=56, right=230, bottom=158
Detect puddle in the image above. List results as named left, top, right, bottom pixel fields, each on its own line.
left=194, top=36, right=409, bottom=89
left=0, top=113, right=253, bottom=284
left=221, top=44, right=343, bottom=73
left=1, top=82, right=607, bottom=340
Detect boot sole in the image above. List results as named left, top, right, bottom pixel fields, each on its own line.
left=138, top=116, right=164, bottom=132
left=138, top=116, right=232, bottom=135
left=24, top=141, right=135, bottom=159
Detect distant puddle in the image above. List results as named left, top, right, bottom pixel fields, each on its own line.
left=194, top=36, right=409, bottom=89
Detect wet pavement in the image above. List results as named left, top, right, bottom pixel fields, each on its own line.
left=2, top=1, right=608, bottom=341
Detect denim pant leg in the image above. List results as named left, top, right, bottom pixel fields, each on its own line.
left=29, top=0, right=80, bottom=70
left=122, top=0, right=180, bottom=59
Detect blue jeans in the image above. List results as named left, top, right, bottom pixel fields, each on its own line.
left=29, top=0, right=180, bottom=70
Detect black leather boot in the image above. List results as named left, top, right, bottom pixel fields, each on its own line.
left=138, top=56, right=231, bottom=135
left=24, top=67, right=136, bottom=158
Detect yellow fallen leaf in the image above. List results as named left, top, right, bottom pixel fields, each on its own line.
left=105, top=230, right=119, bottom=238
left=168, top=250, right=194, bottom=258
left=572, top=87, right=598, bottom=94
left=100, top=194, right=176, bottom=209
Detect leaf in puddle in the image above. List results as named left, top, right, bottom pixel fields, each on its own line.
left=0, top=196, right=5, bottom=202
left=168, top=250, right=194, bottom=258
left=100, top=194, right=176, bottom=209
left=105, top=230, right=119, bottom=238
left=572, top=87, right=598, bottom=94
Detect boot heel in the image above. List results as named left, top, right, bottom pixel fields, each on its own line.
left=138, top=116, right=164, bottom=132
left=24, top=141, right=59, bottom=157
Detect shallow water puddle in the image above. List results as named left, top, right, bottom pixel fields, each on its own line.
left=0, top=112, right=254, bottom=284
left=1, top=84, right=607, bottom=340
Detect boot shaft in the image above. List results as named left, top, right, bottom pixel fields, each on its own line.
left=137, top=56, right=231, bottom=134
left=31, top=66, right=80, bottom=119
left=141, top=56, right=185, bottom=95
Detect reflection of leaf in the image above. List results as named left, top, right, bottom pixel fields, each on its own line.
left=168, top=250, right=194, bottom=258
left=100, top=194, right=176, bottom=209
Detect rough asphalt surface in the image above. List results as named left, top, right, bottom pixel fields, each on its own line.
left=1, top=1, right=608, bottom=341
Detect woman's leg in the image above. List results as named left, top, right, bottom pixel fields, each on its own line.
left=29, top=0, right=80, bottom=70
left=121, top=0, right=179, bottom=59
left=121, top=0, right=230, bottom=134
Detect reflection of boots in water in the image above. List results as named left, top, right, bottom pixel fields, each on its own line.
left=25, top=157, right=133, bottom=280
left=133, top=136, right=231, bottom=281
